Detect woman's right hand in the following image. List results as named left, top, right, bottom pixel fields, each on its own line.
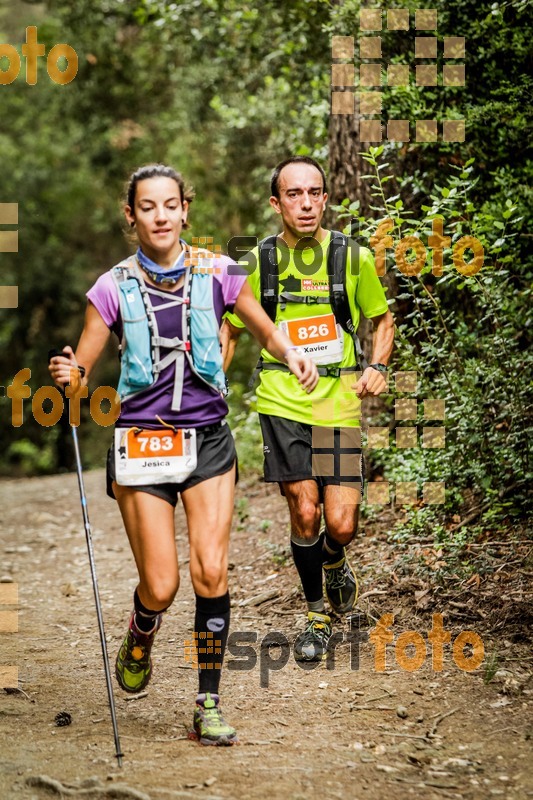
left=49, top=346, right=79, bottom=388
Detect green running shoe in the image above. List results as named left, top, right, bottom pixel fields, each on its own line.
left=193, top=693, right=237, bottom=746
left=293, top=611, right=332, bottom=662
left=115, top=612, right=161, bottom=693
left=324, top=550, right=358, bottom=614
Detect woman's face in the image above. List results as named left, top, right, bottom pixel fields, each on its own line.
left=125, top=176, right=188, bottom=256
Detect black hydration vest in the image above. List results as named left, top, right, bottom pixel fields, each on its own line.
left=252, top=231, right=368, bottom=382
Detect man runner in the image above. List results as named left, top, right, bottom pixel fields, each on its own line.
left=223, top=156, right=394, bottom=661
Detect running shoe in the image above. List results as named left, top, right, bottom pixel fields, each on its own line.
left=115, top=612, right=161, bottom=693
left=324, top=550, right=358, bottom=614
left=293, top=611, right=332, bottom=662
left=193, top=693, right=237, bottom=746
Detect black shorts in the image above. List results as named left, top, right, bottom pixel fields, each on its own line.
left=259, top=414, right=363, bottom=496
left=106, top=421, right=238, bottom=507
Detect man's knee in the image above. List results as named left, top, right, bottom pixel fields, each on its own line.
left=286, top=497, right=320, bottom=537
left=325, top=516, right=358, bottom=546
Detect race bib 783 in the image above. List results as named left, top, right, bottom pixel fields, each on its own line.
left=114, top=427, right=197, bottom=485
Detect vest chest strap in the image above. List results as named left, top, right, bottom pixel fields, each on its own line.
left=152, top=335, right=188, bottom=350
left=249, top=357, right=358, bottom=387
left=279, top=292, right=330, bottom=306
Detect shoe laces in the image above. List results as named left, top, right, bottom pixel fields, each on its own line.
left=326, top=563, right=349, bottom=590
left=124, top=624, right=156, bottom=665
left=326, top=572, right=346, bottom=589
left=203, top=705, right=223, bottom=725
left=301, top=616, right=331, bottom=645
left=122, top=634, right=148, bottom=669
left=197, top=695, right=227, bottom=730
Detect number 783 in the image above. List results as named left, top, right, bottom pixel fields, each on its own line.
left=136, top=435, right=174, bottom=453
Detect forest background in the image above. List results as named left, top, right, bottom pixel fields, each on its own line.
left=0, top=0, right=531, bottom=553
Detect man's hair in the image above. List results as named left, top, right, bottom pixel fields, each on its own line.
left=270, top=156, right=328, bottom=199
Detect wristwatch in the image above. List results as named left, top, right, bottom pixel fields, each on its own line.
left=369, top=363, right=388, bottom=374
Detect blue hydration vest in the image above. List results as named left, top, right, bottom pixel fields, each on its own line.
left=111, top=255, right=226, bottom=409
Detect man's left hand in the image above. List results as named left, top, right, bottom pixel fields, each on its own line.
left=353, top=366, right=388, bottom=399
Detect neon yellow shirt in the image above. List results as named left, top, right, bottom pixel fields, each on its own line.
left=226, top=233, right=389, bottom=427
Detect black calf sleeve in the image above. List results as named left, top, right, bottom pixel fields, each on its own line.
left=291, top=533, right=324, bottom=605
left=322, top=529, right=345, bottom=564
left=134, top=588, right=167, bottom=633
left=194, top=591, right=231, bottom=694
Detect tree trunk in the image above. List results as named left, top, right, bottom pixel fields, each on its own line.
left=327, top=113, right=397, bottom=439
left=327, top=112, right=375, bottom=218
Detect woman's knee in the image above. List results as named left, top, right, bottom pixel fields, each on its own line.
left=138, top=576, right=180, bottom=610
left=190, top=557, right=227, bottom=596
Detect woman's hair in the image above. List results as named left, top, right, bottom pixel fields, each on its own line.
left=125, top=164, right=195, bottom=228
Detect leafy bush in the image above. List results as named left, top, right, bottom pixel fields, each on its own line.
left=6, top=435, right=57, bottom=475
left=225, top=381, right=264, bottom=477
left=333, top=146, right=532, bottom=533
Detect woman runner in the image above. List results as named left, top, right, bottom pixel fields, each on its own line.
left=49, top=164, right=318, bottom=745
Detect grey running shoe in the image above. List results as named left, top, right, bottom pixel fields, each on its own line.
left=324, top=551, right=358, bottom=614
left=294, top=612, right=332, bottom=662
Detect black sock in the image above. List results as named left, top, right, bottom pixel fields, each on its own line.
left=322, top=530, right=345, bottom=565
left=291, top=533, right=324, bottom=607
left=133, top=588, right=166, bottom=633
left=194, top=592, right=230, bottom=694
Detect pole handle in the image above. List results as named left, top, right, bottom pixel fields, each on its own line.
left=48, top=348, right=86, bottom=380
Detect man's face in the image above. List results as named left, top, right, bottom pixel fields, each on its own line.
left=270, top=163, right=327, bottom=241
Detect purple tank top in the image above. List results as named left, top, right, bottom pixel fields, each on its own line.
left=87, top=257, right=247, bottom=428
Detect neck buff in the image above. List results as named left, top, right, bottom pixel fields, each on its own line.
left=136, top=242, right=188, bottom=286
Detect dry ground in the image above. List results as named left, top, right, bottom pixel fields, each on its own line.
left=0, top=470, right=531, bottom=800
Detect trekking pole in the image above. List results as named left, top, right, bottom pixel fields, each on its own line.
left=48, top=350, right=123, bottom=768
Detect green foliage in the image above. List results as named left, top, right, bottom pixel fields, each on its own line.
left=225, top=382, right=263, bottom=477
left=329, top=0, right=532, bottom=545
left=483, top=649, right=501, bottom=685
left=6, top=434, right=56, bottom=475
left=0, top=0, right=330, bottom=473
left=1, top=0, right=531, bottom=507
left=235, top=496, right=250, bottom=531
left=264, top=539, right=292, bottom=567
left=334, top=147, right=532, bottom=534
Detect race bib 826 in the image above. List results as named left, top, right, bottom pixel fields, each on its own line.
left=280, top=313, right=344, bottom=365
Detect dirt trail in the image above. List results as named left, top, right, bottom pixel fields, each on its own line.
left=0, top=471, right=531, bottom=800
